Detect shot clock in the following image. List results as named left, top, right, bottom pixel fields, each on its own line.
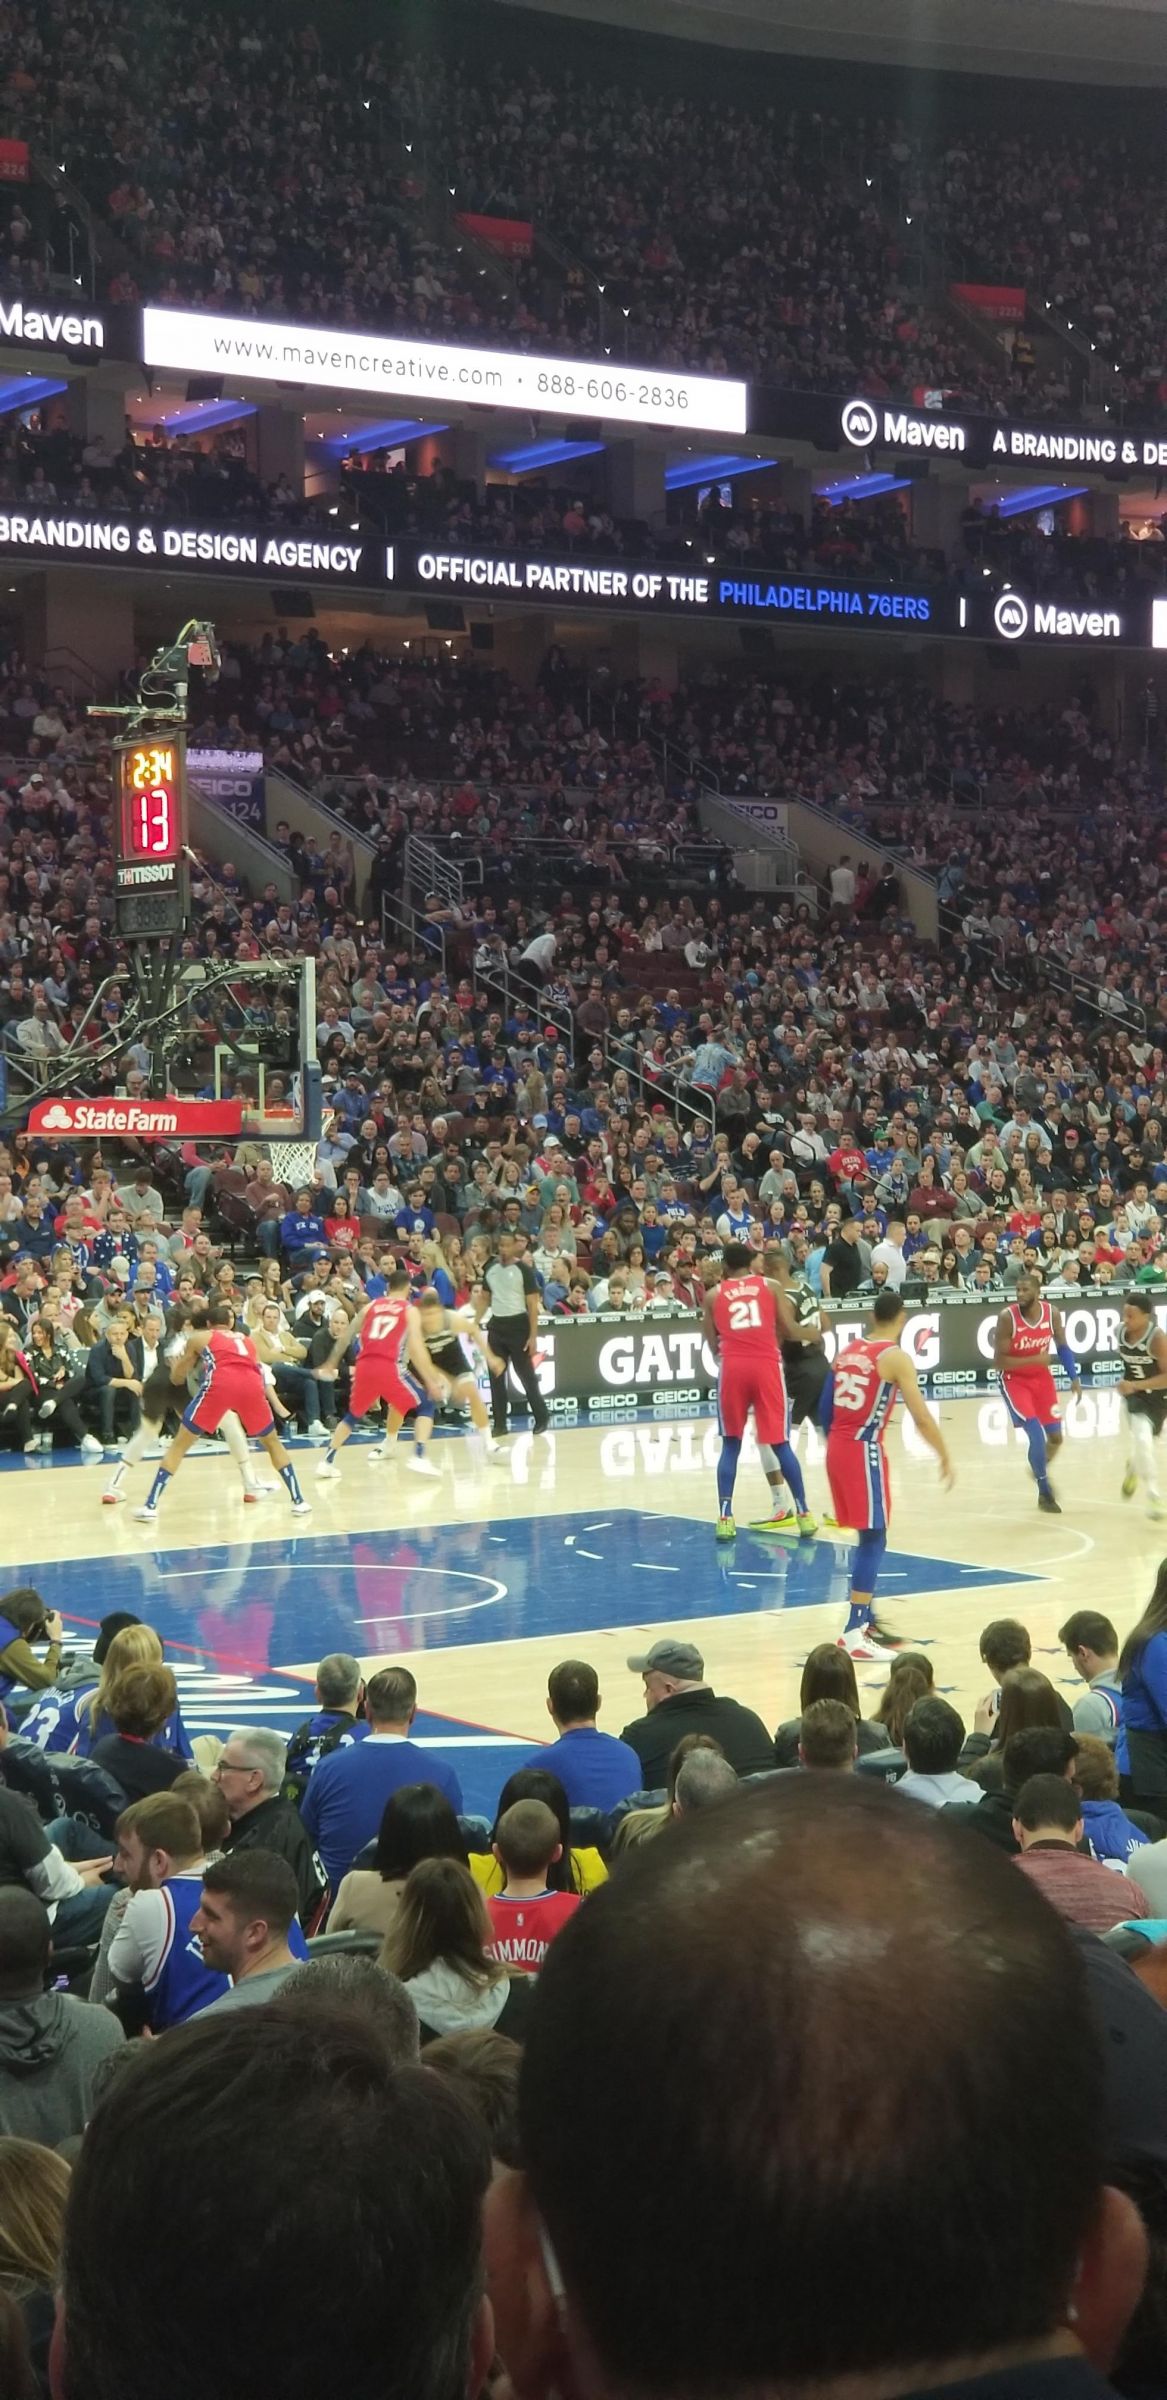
left=113, top=736, right=190, bottom=937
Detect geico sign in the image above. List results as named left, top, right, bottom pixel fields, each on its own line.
left=597, top=1330, right=715, bottom=1385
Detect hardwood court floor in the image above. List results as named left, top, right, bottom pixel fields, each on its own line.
left=7, top=1383, right=1156, bottom=1806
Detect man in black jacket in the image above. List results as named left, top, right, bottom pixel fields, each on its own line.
left=621, top=1640, right=775, bottom=1786
left=214, top=1727, right=327, bottom=1924
left=85, top=1307, right=144, bottom=1447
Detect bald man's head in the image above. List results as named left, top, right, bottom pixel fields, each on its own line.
left=510, top=1779, right=1135, bottom=2397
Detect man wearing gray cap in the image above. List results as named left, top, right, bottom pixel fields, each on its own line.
left=620, top=1640, right=775, bottom=1786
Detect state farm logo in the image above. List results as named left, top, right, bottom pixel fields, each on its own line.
left=841, top=398, right=879, bottom=448
left=994, top=592, right=1029, bottom=640
left=32, top=1100, right=178, bottom=1134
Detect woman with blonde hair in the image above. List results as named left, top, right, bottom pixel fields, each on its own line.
left=25, top=1621, right=194, bottom=1765
left=420, top=1236, right=457, bottom=1310
left=0, top=2137, right=69, bottom=2389
left=381, top=1858, right=534, bottom=2044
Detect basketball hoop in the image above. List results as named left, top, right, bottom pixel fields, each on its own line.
left=265, top=1108, right=331, bottom=1191
left=266, top=1138, right=320, bottom=1189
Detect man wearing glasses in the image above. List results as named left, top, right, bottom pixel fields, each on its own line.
left=214, top=1728, right=326, bottom=1926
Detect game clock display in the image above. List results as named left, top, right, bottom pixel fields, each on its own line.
left=114, top=738, right=189, bottom=936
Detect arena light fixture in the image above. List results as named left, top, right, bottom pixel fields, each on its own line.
left=324, top=418, right=450, bottom=456
left=993, top=483, right=1089, bottom=519
left=489, top=437, right=607, bottom=472
left=664, top=452, right=774, bottom=490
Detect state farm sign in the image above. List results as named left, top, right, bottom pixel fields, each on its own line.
left=29, top=1098, right=244, bottom=1138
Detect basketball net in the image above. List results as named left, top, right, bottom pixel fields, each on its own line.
left=265, top=1107, right=331, bottom=1191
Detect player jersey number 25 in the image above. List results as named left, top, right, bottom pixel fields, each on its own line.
left=833, top=1366, right=872, bottom=1414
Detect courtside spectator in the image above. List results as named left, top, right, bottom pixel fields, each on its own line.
left=797, top=1699, right=857, bottom=1773
left=0, top=2135, right=68, bottom=2395
left=282, top=1653, right=366, bottom=1797
left=962, top=1727, right=1080, bottom=1855
left=671, top=1748, right=738, bottom=1814
left=484, top=1802, right=581, bottom=1973
left=775, top=1644, right=893, bottom=1768
left=0, top=1778, right=114, bottom=1947
left=898, top=1699, right=984, bottom=1810
left=300, top=1666, right=462, bottom=1896
left=106, top=1793, right=228, bottom=2028
left=0, top=1891, right=122, bottom=2144
left=529, top=1661, right=640, bottom=1810
left=382, top=1858, right=534, bottom=2043
left=53, top=1998, right=494, bottom=2400
left=329, top=1784, right=469, bottom=1939
left=425, top=2027, right=523, bottom=2169
left=1013, top=1775, right=1149, bottom=1932
left=1073, top=1737, right=1151, bottom=1870
left=88, top=1666, right=186, bottom=1804
left=215, top=1728, right=326, bottom=1925
left=276, top=1954, right=421, bottom=2064
left=1060, top=1614, right=1124, bottom=1741
left=493, top=1778, right=1147, bottom=2400
left=192, top=1851, right=302, bottom=2013
left=621, top=1639, right=774, bottom=1785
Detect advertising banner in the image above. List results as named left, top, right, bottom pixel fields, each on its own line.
left=454, top=212, right=534, bottom=258
left=950, top=283, right=1027, bottom=324
left=0, top=142, right=29, bottom=183
left=526, top=1295, right=1159, bottom=1415
left=141, top=304, right=748, bottom=437
left=188, top=747, right=266, bottom=831
left=0, top=506, right=1149, bottom=651
left=28, top=1098, right=244, bottom=1139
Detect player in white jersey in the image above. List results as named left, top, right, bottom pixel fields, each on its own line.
left=1119, top=1292, right=1167, bottom=1519
left=410, top=1287, right=506, bottom=1467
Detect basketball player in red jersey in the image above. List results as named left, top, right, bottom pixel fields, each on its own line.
left=133, top=1303, right=310, bottom=1523
left=825, top=1288, right=954, bottom=1661
left=992, top=1267, right=1081, bottom=1514
left=315, top=1269, right=448, bottom=1481
left=703, top=1242, right=818, bottom=1542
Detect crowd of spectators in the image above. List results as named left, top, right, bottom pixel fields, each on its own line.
left=1, top=1602, right=1167, bottom=2393
left=0, top=0, right=1158, bottom=426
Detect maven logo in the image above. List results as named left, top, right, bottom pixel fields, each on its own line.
left=0, top=297, right=103, bottom=351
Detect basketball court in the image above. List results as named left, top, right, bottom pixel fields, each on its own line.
left=8, top=1386, right=1154, bottom=1812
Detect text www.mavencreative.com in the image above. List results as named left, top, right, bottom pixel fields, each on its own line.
left=210, top=331, right=504, bottom=389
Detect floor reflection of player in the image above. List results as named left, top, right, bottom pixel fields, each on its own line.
left=824, top=1290, right=954, bottom=1662
left=316, top=1272, right=448, bottom=1482
left=992, top=1268, right=1081, bottom=1515
left=703, top=1243, right=819, bottom=1542
left=133, top=1306, right=310, bottom=1524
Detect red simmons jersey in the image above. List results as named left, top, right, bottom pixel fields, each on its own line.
left=1004, top=1300, right=1053, bottom=1371
left=202, top=1327, right=263, bottom=1383
left=828, top=1337, right=899, bottom=1444
left=712, top=1273, right=780, bottom=1358
left=359, top=1295, right=411, bottom=1365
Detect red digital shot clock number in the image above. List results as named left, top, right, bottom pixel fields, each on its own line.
left=118, top=743, right=182, bottom=861
left=113, top=736, right=189, bottom=936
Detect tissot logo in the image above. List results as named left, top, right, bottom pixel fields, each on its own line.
left=841, top=398, right=879, bottom=448
left=994, top=592, right=1029, bottom=640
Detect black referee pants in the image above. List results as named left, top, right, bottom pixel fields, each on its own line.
left=487, top=1315, right=549, bottom=1436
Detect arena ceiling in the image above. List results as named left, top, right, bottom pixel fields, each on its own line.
left=498, top=0, right=1167, bottom=85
